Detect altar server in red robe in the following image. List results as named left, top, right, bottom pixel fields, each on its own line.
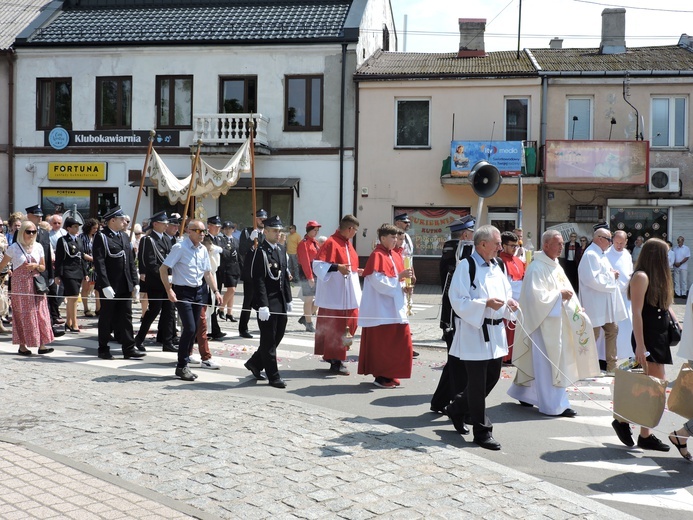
left=357, top=224, right=414, bottom=388
left=312, top=214, right=362, bottom=375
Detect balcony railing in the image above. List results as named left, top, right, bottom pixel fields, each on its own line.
left=193, top=113, right=269, bottom=147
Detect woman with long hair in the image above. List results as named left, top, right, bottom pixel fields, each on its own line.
left=55, top=217, right=88, bottom=332
left=79, top=218, right=100, bottom=316
left=0, top=220, right=55, bottom=355
left=612, top=238, right=673, bottom=451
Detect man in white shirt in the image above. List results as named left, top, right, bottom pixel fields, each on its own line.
left=605, top=230, right=634, bottom=360
left=673, top=236, right=691, bottom=298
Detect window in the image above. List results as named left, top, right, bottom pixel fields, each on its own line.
left=395, top=99, right=430, bottom=148
left=505, top=98, right=529, bottom=141
left=284, top=75, right=323, bottom=131
left=96, top=76, right=132, bottom=129
left=37, top=78, right=72, bottom=130
left=652, top=96, right=687, bottom=148
left=566, top=98, right=592, bottom=140
left=156, top=75, right=193, bottom=129
left=219, top=76, right=257, bottom=113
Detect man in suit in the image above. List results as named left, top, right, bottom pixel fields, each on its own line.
left=205, top=215, right=227, bottom=340
left=135, top=211, right=177, bottom=353
left=237, top=208, right=267, bottom=338
left=24, top=205, right=65, bottom=328
left=244, top=215, right=292, bottom=388
left=92, top=206, right=145, bottom=360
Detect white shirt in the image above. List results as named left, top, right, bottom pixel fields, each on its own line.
left=578, top=242, right=627, bottom=327
left=673, top=244, right=691, bottom=269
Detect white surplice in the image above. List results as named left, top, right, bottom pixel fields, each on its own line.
left=605, top=246, right=634, bottom=359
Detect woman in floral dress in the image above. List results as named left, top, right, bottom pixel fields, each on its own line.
left=0, top=220, right=55, bottom=355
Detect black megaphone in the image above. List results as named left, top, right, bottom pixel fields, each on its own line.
left=468, top=161, right=501, bottom=198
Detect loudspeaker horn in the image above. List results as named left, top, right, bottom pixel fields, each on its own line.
left=468, top=161, right=502, bottom=198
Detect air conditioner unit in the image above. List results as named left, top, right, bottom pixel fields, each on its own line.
left=648, top=168, right=680, bottom=193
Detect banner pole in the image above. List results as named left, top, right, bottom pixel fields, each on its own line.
left=129, top=129, right=156, bottom=240
left=180, top=139, right=202, bottom=235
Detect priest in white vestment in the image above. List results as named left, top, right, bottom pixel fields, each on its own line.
left=605, top=230, right=634, bottom=360
left=509, top=230, right=600, bottom=416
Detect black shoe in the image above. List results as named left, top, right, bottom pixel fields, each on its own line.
left=217, top=309, right=226, bottom=320
left=637, top=434, right=671, bottom=452
left=612, top=420, right=634, bottom=447
left=269, top=378, right=287, bottom=389
left=239, top=331, right=253, bottom=339
left=298, top=316, right=306, bottom=326
left=444, top=407, right=470, bottom=435
left=65, top=325, right=79, bottom=333
left=412, top=350, right=420, bottom=358
left=172, top=336, right=180, bottom=345
left=52, top=326, right=65, bottom=338
left=175, top=366, right=197, bottom=381
left=559, top=408, right=578, bottom=418
left=430, top=405, right=446, bottom=414
left=162, top=344, right=179, bottom=352
left=210, top=332, right=227, bottom=341
left=123, top=349, right=146, bottom=360
left=98, top=351, right=114, bottom=360
left=135, top=342, right=146, bottom=352
left=17, top=348, right=32, bottom=356
left=519, top=401, right=534, bottom=407
left=228, top=314, right=237, bottom=322
left=474, top=435, right=501, bottom=451
left=244, top=361, right=266, bottom=380
left=37, top=347, right=54, bottom=354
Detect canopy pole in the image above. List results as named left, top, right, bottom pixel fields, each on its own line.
left=129, top=129, right=156, bottom=239
left=249, top=116, right=257, bottom=220
left=180, top=139, right=202, bottom=235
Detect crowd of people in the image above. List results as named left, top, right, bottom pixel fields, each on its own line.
left=1, top=206, right=692, bottom=458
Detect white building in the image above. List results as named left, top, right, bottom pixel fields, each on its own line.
left=11, top=0, right=395, bottom=230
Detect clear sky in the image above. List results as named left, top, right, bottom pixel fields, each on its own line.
left=390, top=0, right=693, bottom=53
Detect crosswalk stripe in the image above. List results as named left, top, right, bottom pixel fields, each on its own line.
left=590, top=488, right=693, bottom=511
left=567, top=457, right=672, bottom=477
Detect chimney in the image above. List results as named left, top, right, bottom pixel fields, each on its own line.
left=679, top=34, right=693, bottom=52
left=600, top=8, right=626, bottom=54
left=458, top=18, right=487, bottom=58
left=549, top=38, right=563, bottom=49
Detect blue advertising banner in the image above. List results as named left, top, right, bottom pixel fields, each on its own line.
left=450, top=140, right=524, bottom=177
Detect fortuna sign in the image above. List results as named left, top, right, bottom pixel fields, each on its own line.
left=48, top=162, right=108, bottom=181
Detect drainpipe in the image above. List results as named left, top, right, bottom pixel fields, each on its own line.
left=339, top=43, right=347, bottom=218
left=6, top=49, right=16, bottom=214
left=539, top=73, right=548, bottom=234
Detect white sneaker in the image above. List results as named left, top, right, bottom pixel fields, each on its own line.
left=200, top=359, right=220, bottom=370
left=189, top=354, right=201, bottom=365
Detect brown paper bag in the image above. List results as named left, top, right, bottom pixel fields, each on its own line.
left=613, top=369, right=667, bottom=428
left=668, top=363, right=693, bottom=420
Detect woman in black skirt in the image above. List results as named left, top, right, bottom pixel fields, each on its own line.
left=55, top=217, right=88, bottom=332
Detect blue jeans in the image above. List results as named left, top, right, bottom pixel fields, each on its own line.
left=172, top=284, right=205, bottom=369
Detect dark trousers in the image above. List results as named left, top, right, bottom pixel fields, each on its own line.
left=48, top=281, right=61, bottom=322
left=209, top=291, right=222, bottom=337
left=249, top=313, right=287, bottom=381
left=136, top=289, right=174, bottom=347
left=97, top=289, right=135, bottom=354
left=173, top=284, right=205, bottom=369
left=239, top=278, right=254, bottom=333
left=431, top=329, right=468, bottom=411
left=447, top=357, right=503, bottom=439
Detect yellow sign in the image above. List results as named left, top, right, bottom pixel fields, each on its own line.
left=48, top=162, right=107, bottom=181
left=42, top=189, right=91, bottom=199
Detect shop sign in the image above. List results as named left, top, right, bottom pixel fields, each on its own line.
left=48, top=162, right=107, bottom=181
left=450, top=140, right=524, bottom=177
left=44, top=130, right=180, bottom=148
left=41, top=189, right=91, bottom=215
left=394, top=207, right=470, bottom=257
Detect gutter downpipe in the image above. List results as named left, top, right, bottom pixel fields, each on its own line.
left=339, top=42, right=347, bottom=218
left=6, top=49, right=16, bottom=214
left=526, top=49, right=547, bottom=235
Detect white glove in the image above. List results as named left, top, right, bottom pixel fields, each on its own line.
left=102, top=286, right=115, bottom=299
left=286, top=301, right=293, bottom=313
left=250, top=229, right=259, bottom=241
left=258, top=306, right=271, bottom=321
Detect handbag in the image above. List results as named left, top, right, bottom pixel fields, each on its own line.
left=33, top=275, right=49, bottom=294
left=669, top=317, right=682, bottom=347
left=612, top=368, right=667, bottom=428
left=668, top=363, right=693, bottom=419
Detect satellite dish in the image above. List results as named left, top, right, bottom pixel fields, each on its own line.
left=62, top=204, right=84, bottom=225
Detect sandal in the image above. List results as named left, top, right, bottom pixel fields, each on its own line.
left=669, top=432, right=693, bottom=462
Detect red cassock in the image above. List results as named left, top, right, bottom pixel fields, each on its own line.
left=357, top=245, right=413, bottom=379
left=314, top=231, right=360, bottom=361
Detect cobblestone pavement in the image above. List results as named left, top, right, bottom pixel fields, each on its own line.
left=0, top=349, right=635, bottom=519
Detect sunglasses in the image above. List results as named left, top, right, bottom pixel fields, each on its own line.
left=190, top=228, right=206, bottom=234
left=25, top=230, right=37, bottom=235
